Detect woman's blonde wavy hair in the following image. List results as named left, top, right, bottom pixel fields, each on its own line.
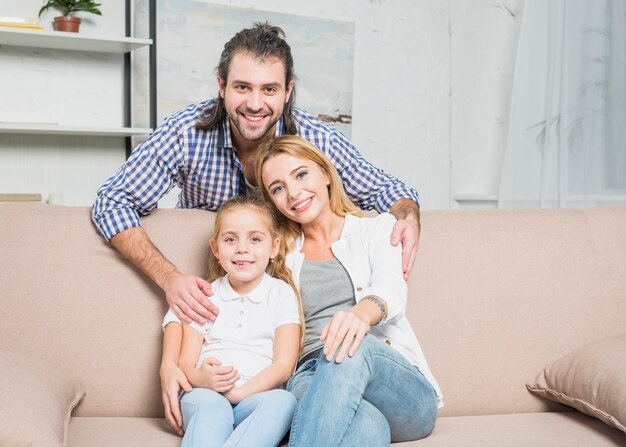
left=254, top=135, right=362, bottom=252
left=207, top=196, right=305, bottom=350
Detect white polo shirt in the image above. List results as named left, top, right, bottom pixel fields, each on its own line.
left=163, top=274, right=300, bottom=386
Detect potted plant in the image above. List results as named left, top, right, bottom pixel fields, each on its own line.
left=38, top=0, right=102, bottom=33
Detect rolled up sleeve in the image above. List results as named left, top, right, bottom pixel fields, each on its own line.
left=325, top=130, right=419, bottom=213
left=92, top=118, right=185, bottom=241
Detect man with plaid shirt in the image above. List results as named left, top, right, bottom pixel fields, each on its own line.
left=92, top=23, right=421, bottom=327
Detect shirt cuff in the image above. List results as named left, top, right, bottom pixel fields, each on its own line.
left=162, top=309, right=210, bottom=335
left=93, top=207, right=142, bottom=241
left=373, top=182, right=420, bottom=213
left=274, top=317, right=302, bottom=329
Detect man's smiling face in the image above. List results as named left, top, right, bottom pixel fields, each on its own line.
left=219, top=52, right=293, bottom=144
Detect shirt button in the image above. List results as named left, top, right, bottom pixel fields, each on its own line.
left=240, top=298, right=245, bottom=303
left=238, top=323, right=242, bottom=328
left=239, top=310, right=244, bottom=315
left=385, top=339, right=392, bottom=345
left=357, top=287, right=363, bottom=292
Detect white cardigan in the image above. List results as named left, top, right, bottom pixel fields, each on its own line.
left=285, top=213, right=443, bottom=406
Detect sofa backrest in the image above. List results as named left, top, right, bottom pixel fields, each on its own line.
left=0, top=204, right=214, bottom=418
left=406, top=206, right=626, bottom=416
left=0, top=204, right=624, bottom=418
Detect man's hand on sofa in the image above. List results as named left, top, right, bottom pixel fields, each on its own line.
left=110, top=227, right=218, bottom=325
left=160, top=362, right=191, bottom=436
left=389, top=199, right=421, bottom=281
left=164, top=273, right=218, bottom=325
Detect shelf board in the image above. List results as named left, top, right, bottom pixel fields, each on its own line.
left=0, top=123, right=152, bottom=137
left=0, top=27, right=152, bottom=53
left=453, top=194, right=499, bottom=202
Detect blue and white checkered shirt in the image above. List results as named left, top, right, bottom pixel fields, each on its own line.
left=92, top=100, right=419, bottom=241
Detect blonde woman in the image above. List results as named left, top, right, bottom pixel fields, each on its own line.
left=254, top=135, right=443, bottom=446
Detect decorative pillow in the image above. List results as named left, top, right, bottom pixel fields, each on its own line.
left=0, top=350, right=85, bottom=447
left=527, top=332, right=626, bottom=434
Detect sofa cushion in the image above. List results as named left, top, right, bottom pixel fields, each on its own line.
left=67, top=413, right=625, bottom=447
left=0, top=350, right=85, bottom=447
left=527, top=333, right=626, bottom=434
left=67, top=417, right=180, bottom=447
left=394, top=412, right=626, bottom=446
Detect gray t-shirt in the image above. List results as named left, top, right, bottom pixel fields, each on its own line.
left=299, top=258, right=355, bottom=358
left=244, top=176, right=260, bottom=198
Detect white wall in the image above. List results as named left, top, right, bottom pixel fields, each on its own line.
left=0, top=0, right=524, bottom=210
left=450, top=0, right=524, bottom=208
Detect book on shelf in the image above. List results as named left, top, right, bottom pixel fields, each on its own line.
left=0, top=194, right=43, bottom=203
left=0, top=17, right=43, bottom=30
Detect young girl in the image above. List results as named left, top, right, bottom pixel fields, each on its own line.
left=162, top=196, right=303, bottom=447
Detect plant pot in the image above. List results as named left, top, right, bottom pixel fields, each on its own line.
left=54, top=16, right=81, bottom=33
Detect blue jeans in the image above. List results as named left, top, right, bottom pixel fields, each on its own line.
left=180, top=388, right=296, bottom=447
left=287, top=335, right=438, bottom=446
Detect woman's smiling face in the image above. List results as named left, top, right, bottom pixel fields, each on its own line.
left=261, top=152, right=331, bottom=226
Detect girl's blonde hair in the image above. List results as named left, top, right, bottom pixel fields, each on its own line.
left=254, top=135, right=362, bottom=251
left=207, top=195, right=305, bottom=350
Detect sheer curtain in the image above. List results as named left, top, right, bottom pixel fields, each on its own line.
left=499, top=0, right=626, bottom=208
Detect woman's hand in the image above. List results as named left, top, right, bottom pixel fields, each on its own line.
left=160, top=362, right=192, bottom=436
left=321, top=309, right=371, bottom=364
left=187, top=357, right=240, bottom=393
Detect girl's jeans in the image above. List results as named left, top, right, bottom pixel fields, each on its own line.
left=287, top=334, right=438, bottom=447
left=180, top=388, right=296, bottom=447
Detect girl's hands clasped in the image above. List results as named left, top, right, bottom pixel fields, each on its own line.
left=320, top=308, right=371, bottom=364
left=189, top=357, right=240, bottom=393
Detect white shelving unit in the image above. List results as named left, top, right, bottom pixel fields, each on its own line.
left=0, top=27, right=152, bottom=53
left=0, top=27, right=152, bottom=137
left=0, top=123, right=152, bottom=137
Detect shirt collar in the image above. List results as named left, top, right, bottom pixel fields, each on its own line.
left=218, top=117, right=233, bottom=149
left=275, top=115, right=285, bottom=137
left=219, top=273, right=271, bottom=304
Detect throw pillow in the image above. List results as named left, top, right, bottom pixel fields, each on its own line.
left=0, top=350, right=85, bottom=447
left=527, top=332, right=626, bottom=434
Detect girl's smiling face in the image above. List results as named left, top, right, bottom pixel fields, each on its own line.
left=261, top=152, right=332, bottom=227
left=210, top=207, right=279, bottom=294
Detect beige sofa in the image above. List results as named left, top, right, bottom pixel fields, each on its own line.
left=1, top=203, right=625, bottom=447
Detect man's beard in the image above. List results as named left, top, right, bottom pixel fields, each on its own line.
left=230, top=112, right=280, bottom=142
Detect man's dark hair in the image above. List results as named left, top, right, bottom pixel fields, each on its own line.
left=196, top=22, right=297, bottom=134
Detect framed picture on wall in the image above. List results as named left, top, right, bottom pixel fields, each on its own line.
left=132, top=1, right=354, bottom=137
